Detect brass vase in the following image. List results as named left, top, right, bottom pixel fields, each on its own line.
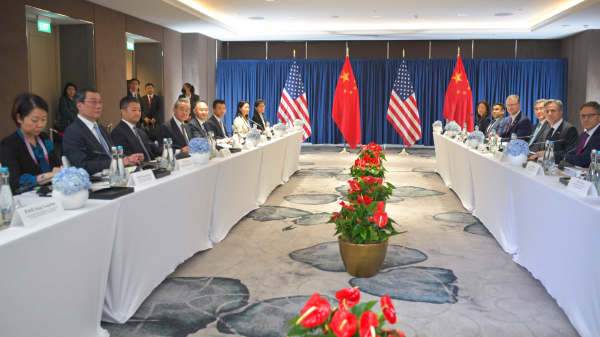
left=338, top=237, right=389, bottom=278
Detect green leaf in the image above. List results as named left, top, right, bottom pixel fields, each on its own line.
left=360, top=226, right=367, bottom=240
left=352, top=224, right=362, bottom=237
left=287, top=324, right=311, bottom=336
left=287, top=316, right=300, bottom=327
left=349, top=300, right=378, bottom=318
left=366, top=202, right=378, bottom=213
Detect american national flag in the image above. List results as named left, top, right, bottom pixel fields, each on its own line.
left=387, top=59, right=421, bottom=146
left=277, top=58, right=312, bottom=140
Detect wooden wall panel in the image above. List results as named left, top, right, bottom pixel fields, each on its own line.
left=163, top=28, right=182, bottom=120
left=431, top=40, right=473, bottom=59
left=473, top=40, right=515, bottom=59
left=268, top=41, right=306, bottom=59
left=307, top=41, right=346, bottom=59
left=347, top=41, right=387, bottom=59
left=517, top=40, right=560, bottom=59
left=389, top=40, right=430, bottom=59
left=126, top=15, right=164, bottom=42
left=229, top=42, right=266, bottom=60
left=27, top=0, right=94, bottom=23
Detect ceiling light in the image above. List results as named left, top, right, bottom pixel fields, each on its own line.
left=494, top=13, right=514, bottom=16
left=285, top=17, right=293, bottom=19
left=562, top=24, right=570, bottom=27
left=248, top=17, right=265, bottom=20
left=458, top=14, right=467, bottom=17
left=331, top=16, right=339, bottom=18
left=266, top=0, right=276, bottom=1
left=414, top=15, right=418, bottom=19
left=372, top=15, right=381, bottom=18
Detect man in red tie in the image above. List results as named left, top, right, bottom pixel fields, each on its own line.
left=555, top=101, right=600, bottom=167
left=140, top=83, right=164, bottom=127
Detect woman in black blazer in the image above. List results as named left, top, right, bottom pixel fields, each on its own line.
left=475, top=100, right=492, bottom=133
left=56, top=82, right=78, bottom=133
left=1, top=93, right=61, bottom=194
left=251, top=99, right=267, bottom=131
left=178, top=83, right=199, bottom=121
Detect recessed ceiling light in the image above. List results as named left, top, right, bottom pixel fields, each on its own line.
left=266, top=0, right=276, bottom=2
left=331, top=16, right=339, bottom=18
left=248, top=17, right=265, bottom=20
left=458, top=14, right=467, bottom=17
left=494, top=13, right=514, bottom=16
left=285, top=17, right=293, bottom=19
left=372, top=15, right=381, bottom=18
left=373, top=11, right=377, bottom=13
left=562, top=24, right=570, bottom=27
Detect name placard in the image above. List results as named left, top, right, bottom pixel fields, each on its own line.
left=218, top=148, right=232, bottom=158
left=492, top=152, right=504, bottom=162
left=525, top=161, right=545, bottom=176
left=11, top=200, right=65, bottom=228
left=128, top=169, right=157, bottom=187
left=566, top=178, right=598, bottom=197
left=175, top=157, right=195, bottom=171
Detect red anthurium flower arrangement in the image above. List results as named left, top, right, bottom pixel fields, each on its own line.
left=287, top=288, right=404, bottom=337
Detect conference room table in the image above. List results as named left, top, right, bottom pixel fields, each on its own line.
left=0, top=131, right=303, bottom=334
left=433, top=132, right=600, bottom=337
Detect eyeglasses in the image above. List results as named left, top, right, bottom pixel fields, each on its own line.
left=580, top=113, right=599, bottom=120
left=85, top=100, right=104, bottom=106
left=506, top=104, right=519, bottom=107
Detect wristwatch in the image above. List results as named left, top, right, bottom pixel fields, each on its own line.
left=41, top=173, right=47, bottom=182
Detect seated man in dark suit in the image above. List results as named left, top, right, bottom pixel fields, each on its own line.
left=160, top=98, right=191, bottom=153
left=554, top=101, right=600, bottom=167
left=528, top=99, right=578, bottom=161
left=140, top=83, right=164, bottom=126
left=111, top=96, right=163, bottom=161
left=499, top=95, right=533, bottom=142
left=206, top=99, right=231, bottom=144
left=189, top=100, right=210, bottom=139
left=528, top=99, right=551, bottom=152
left=62, top=87, right=143, bottom=175
left=486, top=103, right=506, bottom=137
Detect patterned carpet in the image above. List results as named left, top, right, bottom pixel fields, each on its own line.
left=103, top=145, right=579, bottom=337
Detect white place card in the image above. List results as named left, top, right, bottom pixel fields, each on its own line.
left=11, top=200, right=65, bottom=228
left=525, top=161, right=545, bottom=176
left=175, top=157, right=195, bottom=171
left=127, top=169, right=157, bottom=187
left=218, top=148, right=232, bottom=158
left=564, top=166, right=585, bottom=178
left=566, top=178, right=598, bottom=197
left=492, top=152, right=504, bottom=162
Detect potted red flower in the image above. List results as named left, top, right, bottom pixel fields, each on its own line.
left=350, top=143, right=388, bottom=179
left=287, top=287, right=405, bottom=337
left=346, top=176, right=395, bottom=210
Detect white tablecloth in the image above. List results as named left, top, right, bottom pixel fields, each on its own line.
left=433, top=132, right=452, bottom=187
left=0, top=199, right=119, bottom=337
left=281, top=131, right=303, bottom=183
left=256, top=136, right=289, bottom=205
left=208, top=147, right=263, bottom=242
left=445, top=138, right=475, bottom=212
left=433, top=133, right=600, bottom=337
left=102, top=164, right=218, bottom=323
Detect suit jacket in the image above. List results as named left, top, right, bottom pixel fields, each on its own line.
left=475, top=116, right=491, bottom=134
left=62, top=117, right=114, bottom=175
left=206, top=115, right=228, bottom=139
left=140, top=94, right=164, bottom=125
left=188, top=116, right=208, bottom=139
left=160, top=117, right=192, bottom=149
left=251, top=113, right=267, bottom=131
left=0, top=131, right=61, bottom=194
left=178, top=94, right=200, bottom=113
left=528, top=120, right=552, bottom=152
left=555, top=127, right=600, bottom=167
left=127, top=91, right=143, bottom=103
left=233, top=116, right=251, bottom=135
left=487, top=116, right=506, bottom=135
left=500, top=111, right=533, bottom=141
left=110, top=121, right=162, bottom=160
left=540, top=120, right=579, bottom=154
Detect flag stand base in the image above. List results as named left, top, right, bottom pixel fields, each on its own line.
left=399, top=145, right=409, bottom=156
left=340, top=147, right=349, bottom=154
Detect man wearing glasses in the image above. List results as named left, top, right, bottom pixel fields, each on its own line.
left=63, top=87, right=143, bottom=175
left=554, top=101, right=600, bottom=167
left=499, top=95, right=532, bottom=141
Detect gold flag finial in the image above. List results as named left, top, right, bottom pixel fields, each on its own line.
left=458, top=46, right=460, bottom=55
left=293, top=49, right=296, bottom=57
left=403, top=49, right=405, bottom=57
left=346, top=47, right=349, bottom=57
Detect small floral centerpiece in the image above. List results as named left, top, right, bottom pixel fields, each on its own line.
left=504, top=139, right=529, bottom=166
left=432, top=120, right=443, bottom=133
left=274, top=123, right=287, bottom=137
left=287, top=287, right=405, bottom=337
left=445, top=121, right=461, bottom=138
left=350, top=143, right=387, bottom=179
left=467, top=130, right=485, bottom=149
left=246, top=128, right=262, bottom=146
left=189, top=137, right=211, bottom=165
left=346, top=176, right=396, bottom=206
left=52, top=167, right=91, bottom=210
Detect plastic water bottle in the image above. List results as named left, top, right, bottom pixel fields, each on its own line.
left=511, top=133, right=517, bottom=141
left=475, top=126, right=479, bottom=131
left=162, top=138, right=168, bottom=158
left=117, top=146, right=127, bottom=183
left=109, top=146, right=120, bottom=186
left=167, top=138, right=175, bottom=171
left=591, top=152, right=600, bottom=194
left=489, top=130, right=498, bottom=153
left=542, top=141, right=550, bottom=171
left=1, top=167, right=15, bottom=225
left=546, top=141, right=557, bottom=175
left=209, top=132, right=218, bottom=158
left=587, top=149, right=597, bottom=183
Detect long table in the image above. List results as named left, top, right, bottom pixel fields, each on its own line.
left=433, top=132, right=600, bottom=337
left=0, top=131, right=303, bottom=333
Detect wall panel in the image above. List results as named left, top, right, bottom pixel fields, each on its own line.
left=473, top=40, right=515, bottom=59
left=229, top=42, right=265, bottom=60
left=126, top=15, right=164, bottom=43
left=268, top=41, right=306, bottom=59
left=431, top=40, right=473, bottom=59
left=27, top=0, right=94, bottom=23
left=163, top=28, right=182, bottom=120
left=517, top=40, right=560, bottom=59
left=389, top=40, right=430, bottom=59
left=347, top=41, right=387, bottom=59
left=307, top=41, right=346, bottom=59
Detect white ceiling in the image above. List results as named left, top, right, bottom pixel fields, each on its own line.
left=89, top=0, right=600, bottom=41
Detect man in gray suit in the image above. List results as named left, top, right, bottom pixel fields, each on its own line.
left=189, top=100, right=209, bottom=139
left=529, top=98, right=551, bottom=152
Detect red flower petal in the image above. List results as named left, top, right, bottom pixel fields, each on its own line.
left=362, top=195, right=373, bottom=205
left=336, top=287, right=361, bottom=309
left=331, top=309, right=357, bottom=337
left=297, top=293, right=331, bottom=328
left=359, top=311, right=379, bottom=337
left=381, top=295, right=397, bottom=324
left=377, top=201, right=385, bottom=211
left=374, top=210, right=388, bottom=228
left=388, top=330, right=405, bottom=337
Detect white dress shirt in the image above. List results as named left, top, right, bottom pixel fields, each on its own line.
left=78, top=115, right=104, bottom=144
left=173, top=117, right=189, bottom=142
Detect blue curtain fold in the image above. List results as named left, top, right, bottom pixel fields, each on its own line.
left=216, top=58, right=567, bottom=146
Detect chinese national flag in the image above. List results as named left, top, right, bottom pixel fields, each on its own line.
left=443, top=55, right=474, bottom=131
left=332, top=56, right=361, bottom=149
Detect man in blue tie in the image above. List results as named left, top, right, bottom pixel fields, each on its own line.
left=529, top=99, right=550, bottom=152
left=63, top=87, right=143, bottom=175
left=486, top=103, right=506, bottom=137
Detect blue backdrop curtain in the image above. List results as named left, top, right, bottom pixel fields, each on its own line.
left=216, top=58, right=567, bottom=146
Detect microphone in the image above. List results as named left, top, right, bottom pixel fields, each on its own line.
left=15, top=176, right=54, bottom=194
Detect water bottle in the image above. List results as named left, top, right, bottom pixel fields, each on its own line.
left=1, top=167, right=15, bottom=225
left=475, top=126, right=479, bottom=131
left=489, top=130, right=498, bottom=153
left=511, top=133, right=517, bottom=141
left=546, top=141, right=557, bottom=175
left=591, top=153, right=600, bottom=194
left=109, top=147, right=120, bottom=186
left=161, top=138, right=168, bottom=159
left=587, top=149, right=597, bottom=183
left=209, top=131, right=218, bottom=158
left=167, top=138, right=175, bottom=171
left=117, top=146, right=127, bottom=183
left=542, top=141, right=550, bottom=171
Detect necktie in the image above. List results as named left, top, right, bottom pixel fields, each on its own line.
left=149, top=96, right=152, bottom=105
left=575, top=133, right=590, bottom=155
left=220, top=120, right=226, bottom=137
left=93, top=124, right=110, bottom=154
left=181, top=124, right=189, bottom=144
left=133, top=126, right=150, bottom=160
left=546, top=127, right=555, bottom=141
left=529, top=123, right=542, bottom=146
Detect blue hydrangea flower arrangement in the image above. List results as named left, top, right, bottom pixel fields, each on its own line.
left=52, top=167, right=91, bottom=195
left=432, top=120, right=442, bottom=127
left=446, top=121, right=461, bottom=132
left=188, top=137, right=210, bottom=154
left=467, top=130, right=485, bottom=142
left=504, top=139, right=529, bottom=157
left=274, top=123, right=287, bottom=131
left=247, top=128, right=261, bottom=141
left=43, top=139, right=54, bottom=152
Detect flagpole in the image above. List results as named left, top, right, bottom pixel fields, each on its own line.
left=399, top=48, right=410, bottom=156
left=340, top=46, right=350, bottom=154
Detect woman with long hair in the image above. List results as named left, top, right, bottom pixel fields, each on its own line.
left=251, top=99, right=267, bottom=131
left=233, top=100, right=251, bottom=136
left=475, top=100, right=492, bottom=132
left=56, top=82, right=78, bottom=132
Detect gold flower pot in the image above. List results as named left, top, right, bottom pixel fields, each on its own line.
left=338, top=237, right=388, bottom=278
